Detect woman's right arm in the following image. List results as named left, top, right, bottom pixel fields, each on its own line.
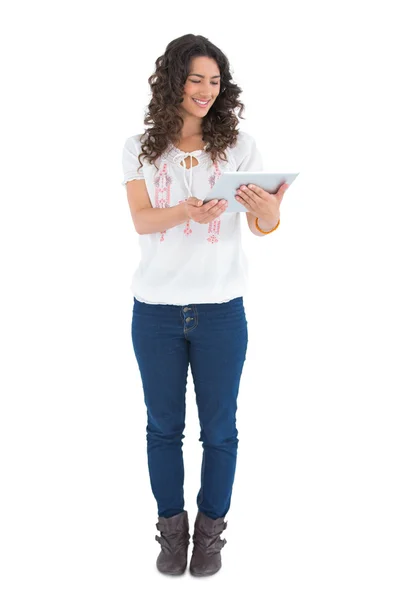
left=125, top=179, right=189, bottom=234
left=125, top=180, right=226, bottom=234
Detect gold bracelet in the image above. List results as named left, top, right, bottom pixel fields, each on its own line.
left=255, top=217, right=280, bottom=234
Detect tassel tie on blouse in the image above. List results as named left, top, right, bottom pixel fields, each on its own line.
left=172, top=150, right=204, bottom=199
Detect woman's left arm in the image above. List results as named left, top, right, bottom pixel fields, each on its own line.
left=235, top=182, right=289, bottom=236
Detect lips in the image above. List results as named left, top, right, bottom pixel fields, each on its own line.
left=192, top=98, right=210, bottom=107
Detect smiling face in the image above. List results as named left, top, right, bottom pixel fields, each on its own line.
left=180, top=56, right=221, bottom=118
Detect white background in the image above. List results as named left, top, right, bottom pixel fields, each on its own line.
left=1, top=0, right=399, bottom=598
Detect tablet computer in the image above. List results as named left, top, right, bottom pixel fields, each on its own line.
left=203, top=171, right=300, bottom=212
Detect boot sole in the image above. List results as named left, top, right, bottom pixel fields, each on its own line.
left=189, top=568, right=220, bottom=577
left=157, top=563, right=187, bottom=576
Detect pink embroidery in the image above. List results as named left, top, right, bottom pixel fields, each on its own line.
left=178, top=199, right=193, bottom=236
left=154, top=163, right=173, bottom=242
left=207, top=161, right=222, bottom=244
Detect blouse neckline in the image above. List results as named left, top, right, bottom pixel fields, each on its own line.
left=170, top=142, right=208, bottom=153
left=164, top=142, right=210, bottom=164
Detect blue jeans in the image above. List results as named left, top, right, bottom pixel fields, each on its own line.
left=131, top=296, right=248, bottom=520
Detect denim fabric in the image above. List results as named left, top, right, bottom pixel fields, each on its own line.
left=131, top=296, right=248, bottom=520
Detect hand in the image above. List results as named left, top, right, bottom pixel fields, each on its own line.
left=235, top=183, right=290, bottom=226
left=184, top=197, right=228, bottom=224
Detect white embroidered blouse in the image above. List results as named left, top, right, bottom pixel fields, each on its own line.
left=121, top=130, right=263, bottom=305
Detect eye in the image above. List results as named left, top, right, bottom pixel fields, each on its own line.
left=190, top=80, right=219, bottom=85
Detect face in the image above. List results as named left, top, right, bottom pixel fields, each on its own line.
left=180, top=56, right=221, bottom=117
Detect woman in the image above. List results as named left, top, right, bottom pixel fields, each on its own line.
left=121, top=34, right=286, bottom=577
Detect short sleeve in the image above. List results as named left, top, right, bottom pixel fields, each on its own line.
left=121, top=136, right=145, bottom=186
left=236, top=132, right=264, bottom=171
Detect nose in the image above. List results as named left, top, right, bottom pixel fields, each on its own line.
left=200, top=85, right=215, bottom=97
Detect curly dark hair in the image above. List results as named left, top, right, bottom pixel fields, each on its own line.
left=136, top=34, right=246, bottom=173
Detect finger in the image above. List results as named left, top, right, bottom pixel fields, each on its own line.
left=247, top=184, right=268, bottom=196
left=203, top=205, right=226, bottom=221
left=187, top=197, right=202, bottom=207
left=212, top=200, right=227, bottom=213
left=276, top=183, right=290, bottom=202
left=201, top=199, right=222, bottom=213
left=235, top=190, right=250, bottom=206
left=274, top=183, right=289, bottom=204
left=246, top=184, right=274, bottom=201
left=215, top=204, right=227, bottom=215
left=238, top=185, right=258, bottom=201
left=198, top=199, right=215, bottom=212
left=199, top=204, right=226, bottom=223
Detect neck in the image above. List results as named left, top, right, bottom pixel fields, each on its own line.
left=179, top=113, right=203, bottom=140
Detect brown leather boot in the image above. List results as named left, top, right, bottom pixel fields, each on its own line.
left=155, top=510, right=190, bottom=575
left=189, top=511, right=228, bottom=577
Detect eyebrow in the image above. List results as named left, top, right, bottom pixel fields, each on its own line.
left=188, top=73, right=221, bottom=79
